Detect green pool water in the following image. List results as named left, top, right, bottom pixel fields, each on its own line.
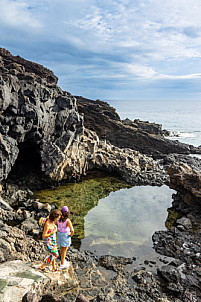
left=34, top=171, right=131, bottom=245
left=35, top=171, right=175, bottom=258
left=80, top=184, right=175, bottom=258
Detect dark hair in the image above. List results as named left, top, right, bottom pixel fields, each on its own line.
left=49, top=209, right=61, bottom=222
left=59, top=211, right=70, bottom=222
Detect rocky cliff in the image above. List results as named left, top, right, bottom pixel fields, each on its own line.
left=1, top=48, right=201, bottom=189
left=76, top=96, right=200, bottom=156
left=0, top=48, right=84, bottom=184
left=0, top=48, right=175, bottom=188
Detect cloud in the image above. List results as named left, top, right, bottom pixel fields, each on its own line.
left=0, top=0, right=41, bottom=29
left=0, top=0, right=201, bottom=100
left=158, top=26, right=201, bottom=39
left=157, top=73, right=201, bottom=80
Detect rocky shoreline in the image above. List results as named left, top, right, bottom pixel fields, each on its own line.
left=0, top=48, right=201, bottom=301
left=0, top=162, right=200, bottom=302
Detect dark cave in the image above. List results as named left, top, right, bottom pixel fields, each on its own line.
left=11, top=141, right=41, bottom=177
left=7, top=140, right=44, bottom=188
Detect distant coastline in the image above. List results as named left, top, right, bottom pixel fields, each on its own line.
left=106, top=99, right=201, bottom=147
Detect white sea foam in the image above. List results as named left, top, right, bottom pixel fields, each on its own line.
left=169, top=131, right=196, bottom=138
left=189, top=154, right=201, bottom=160
left=107, top=100, right=201, bottom=147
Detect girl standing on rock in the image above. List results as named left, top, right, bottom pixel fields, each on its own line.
left=57, top=206, right=74, bottom=269
left=40, top=209, right=61, bottom=272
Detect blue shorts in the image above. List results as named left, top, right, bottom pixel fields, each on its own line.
left=57, top=231, right=71, bottom=248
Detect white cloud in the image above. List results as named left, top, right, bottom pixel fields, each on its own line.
left=0, top=0, right=42, bottom=29
left=1, top=0, right=201, bottom=99
left=123, top=63, right=157, bottom=78
left=158, top=73, right=201, bottom=80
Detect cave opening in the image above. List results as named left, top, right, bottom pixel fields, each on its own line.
left=7, top=140, right=44, bottom=188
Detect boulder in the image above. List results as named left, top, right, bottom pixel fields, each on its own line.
left=157, top=265, right=181, bottom=283
left=0, top=260, right=47, bottom=302
left=167, top=163, right=201, bottom=203
left=0, top=259, right=78, bottom=302
left=176, top=217, right=192, bottom=230
left=0, top=196, right=13, bottom=210
left=20, top=217, right=40, bottom=235
left=0, top=220, right=44, bottom=263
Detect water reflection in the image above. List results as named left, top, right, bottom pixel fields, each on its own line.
left=34, top=171, right=131, bottom=247
left=81, top=185, right=175, bottom=258
left=34, top=171, right=175, bottom=259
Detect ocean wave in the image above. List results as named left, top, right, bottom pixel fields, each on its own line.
left=169, top=131, right=196, bottom=138
left=189, top=154, right=201, bottom=160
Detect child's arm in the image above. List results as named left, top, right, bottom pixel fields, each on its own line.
left=67, top=219, right=74, bottom=237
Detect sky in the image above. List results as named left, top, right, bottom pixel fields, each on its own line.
left=0, top=0, right=201, bottom=101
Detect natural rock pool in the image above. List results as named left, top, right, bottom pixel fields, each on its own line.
left=81, top=184, right=175, bottom=259
left=35, top=171, right=175, bottom=260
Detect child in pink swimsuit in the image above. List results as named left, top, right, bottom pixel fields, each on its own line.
left=57, top=206, right=74, bottom=269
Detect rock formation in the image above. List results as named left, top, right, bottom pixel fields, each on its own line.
left=0, top=217, right=44, bottom=263
left=0, top=48, right=174, bottom=188
left=168, top=163, right=201, bottom=202
left=76, top=96, right=201, bottom=156
left=58, top=128, right=168, bottom=186
left=1, top=48, right=200, bottom=190
left=152, top=164, right=201, bottom=300
left=0, top=48, right=83, bottom=184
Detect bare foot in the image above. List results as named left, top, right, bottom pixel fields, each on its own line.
left=40, top=263, right=46, bottom=271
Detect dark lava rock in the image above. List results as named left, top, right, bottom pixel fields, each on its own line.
left=76, top=96, right=201, bottom=156
left=157, top=265, right=181, bottom=283
left=98, top=255, right=133, bottom=272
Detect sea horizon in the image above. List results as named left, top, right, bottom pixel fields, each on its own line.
left=105, top=99, right=201, bottom=148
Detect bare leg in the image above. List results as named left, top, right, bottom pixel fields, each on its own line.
left=52, top=259, right=56, bottom=272
left=60, top=246, right=68, bottom=265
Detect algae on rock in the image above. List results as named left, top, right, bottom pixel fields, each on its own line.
left=34, top=171, right=131, bottom=244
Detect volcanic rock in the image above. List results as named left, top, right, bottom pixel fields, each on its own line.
left=0, top=48, right=83, bottom=184
left=76, top=96, right=201, bottom=156
left=0, top=48, right=172, bottom=189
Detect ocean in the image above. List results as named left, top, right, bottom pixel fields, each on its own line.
left=106, top=99, right=201, bottom=148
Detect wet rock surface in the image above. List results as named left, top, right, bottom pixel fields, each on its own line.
left=153, top=164, right=201, bottom=301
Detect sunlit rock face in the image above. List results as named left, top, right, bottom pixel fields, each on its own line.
left=168, top=163, right=201, bottom=203
left=0, top=48, right=83, bottom=182
left=65, top=128, right=169, bottom=185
